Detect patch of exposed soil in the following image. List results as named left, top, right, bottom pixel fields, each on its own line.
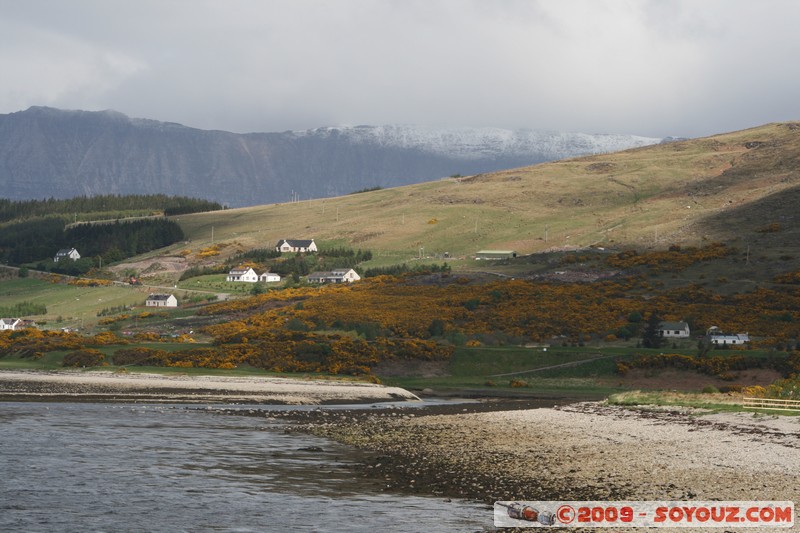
left=585, top=161, right=616, bottom=173
left=110, top=256, right=189, bottom=278
left=373, top=359, right=449, bottom=378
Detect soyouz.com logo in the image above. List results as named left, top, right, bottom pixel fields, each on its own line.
left=494, top=501, right=794, bottom=528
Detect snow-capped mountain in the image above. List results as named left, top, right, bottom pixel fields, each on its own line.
left=0, top=107, right=664, bottom=207
left=293, top=125, right=660, bottom=160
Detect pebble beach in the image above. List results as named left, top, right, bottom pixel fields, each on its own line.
left=275, top=400, right=799, bottom=531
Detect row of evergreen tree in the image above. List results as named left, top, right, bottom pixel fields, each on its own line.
left=227, top=247, right=374, bottom=278
left=0, top=194, right=222, bottom=223
left=0, top=217, right=184, bottom=269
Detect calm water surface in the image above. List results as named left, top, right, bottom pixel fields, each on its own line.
left=0, top=402, right=490, bottom=532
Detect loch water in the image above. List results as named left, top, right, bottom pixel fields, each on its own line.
left=0, top=402, right=490, bottom=532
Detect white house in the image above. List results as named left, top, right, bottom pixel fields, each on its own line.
left=658, top=321, right=691, bottom=338
left=307, top=268, right=361, bottom=284
left=706, top=326, right=750, bottom=345
left=259, top=272, right=281, bottom=283
left=276, top=239, right=318, bottom=253
left=710, top=333, right=750, bottom=345
left=226, top=267, right=259, bottom=282
left=54, top=248, right=80, bottom=262
left=0, top=318, right=22, bottom=331
left=146, top=294, right=178, bottom=308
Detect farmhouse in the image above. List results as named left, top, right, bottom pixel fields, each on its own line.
left=146, top=294, right=178, bottom=308
left=54, top=248, right=80, bottom=262
left=307, top=269, right=361, bottom=284
left=259, top=272, right=281, bottom=283
left=475, top=250, right=517, bottom=260
left=710, top=333, right=750, bottom=345
left=226, top=267, right=259, bottom=282
left=659, top=321, right=690, bottom=338
left=276, top=239, right=317, bottom=253
left=0, top=318, right=22, bottom=331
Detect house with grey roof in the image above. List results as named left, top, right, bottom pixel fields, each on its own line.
left=658, top=321, right=691, bottom=338
left=307, top=268, right=360, bottom=284
left=226, top=267, right=259, bottom=282
left=145, top=294, right=178, bottom=308
left=276, top=239, right=317, bottom=253
left=54, top=248, right=80, bottom=262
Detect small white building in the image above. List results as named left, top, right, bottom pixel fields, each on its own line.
left=0, top=318, right=22, bottom=331
left=307, top=268, right=361, bottom=284
left=659, top=321, right=691, bottom=339
left=706, top=326, right=749, bottom=345
left=54, top=248, right=80, bottom=262
left=259, top=272, right=281, bottom=283
left=146, top=294, right=178, bottom=308
left=276, top=239, right=318, bottom=253
left=226, top=267, right=259, bottom=282
left=710, top=333, right=750, bottom=345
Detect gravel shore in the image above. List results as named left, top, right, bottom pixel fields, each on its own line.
left=0, top=370, right=420, bottom=404
left=261, top=400, right=799, bottom=530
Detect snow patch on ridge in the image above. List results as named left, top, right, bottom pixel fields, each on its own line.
left=292, top=125, right=662, bottom=160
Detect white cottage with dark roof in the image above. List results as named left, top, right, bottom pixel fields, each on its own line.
left=658, top=321, right=690, bottom=338
left=146, top=294, right=178, bottom=308
left=0, top=318, right=22, bottom=330
left=307, top=268, right=361, bottom=284
left=276, top=239, right=317, bottom=253
left=226, top=267, right=259, bottom=282
left=54, top=248, right=80, bottom=262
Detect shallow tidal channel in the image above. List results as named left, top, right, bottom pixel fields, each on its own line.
left=0, top=402, right=491, bottom=532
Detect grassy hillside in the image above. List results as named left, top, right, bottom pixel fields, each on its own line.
left=171, top=122, right=800, bottom=266
left=4, top=122, right=800, bottom=333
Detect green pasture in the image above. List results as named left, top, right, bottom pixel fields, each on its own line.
left=176, top=274, right=276, bottom=295
left=383, top=345, right=624, bottom=396
left=381, top=344, right=791, bottom=397
left=0, top=277, right=147, bottom=328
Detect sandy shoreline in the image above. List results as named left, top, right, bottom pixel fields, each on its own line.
left=0, top=370, right=420, bottom=404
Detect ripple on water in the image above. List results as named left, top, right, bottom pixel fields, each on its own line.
left=0, top=402, right=490, bottom=532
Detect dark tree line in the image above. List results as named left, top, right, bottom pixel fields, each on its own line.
left=225, top=247, right=374, bottom=279
left=0, top=217, right=65, bottom=264
left=231, top=248, right=282, bottom=263
left=0, top=217, right=184, bottom=269
left=362, top=262, right=451, bottom=278
left=65, top=219, right=184, bottom=260
left=0, top=194, right=221, bottom=223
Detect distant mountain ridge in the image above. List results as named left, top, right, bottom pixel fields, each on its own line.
left=0, top=107, right=662, bottom=207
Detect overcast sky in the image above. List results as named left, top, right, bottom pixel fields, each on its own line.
left=1, top=0, right=798, bottom=138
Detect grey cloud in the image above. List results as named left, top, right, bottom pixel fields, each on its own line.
left=1, top=0, right=799, bottom=138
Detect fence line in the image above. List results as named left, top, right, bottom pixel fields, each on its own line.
left=742, top=397, right=800, bottom=412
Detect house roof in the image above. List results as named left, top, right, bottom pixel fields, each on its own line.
left=278, top=239, right=314, bottom=247
left=0, top=318, right=21, bottom=324
left=228, top=267, right=255, bottom=274
left=659, top=321, right=689, bottom=330
left=147, top=294, right=174, bottom=300
left=55, top=248, right=77, bottom=255
left=308, top=269, right=355, bottom=279
left=710, top=333, right=750, bottom=340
